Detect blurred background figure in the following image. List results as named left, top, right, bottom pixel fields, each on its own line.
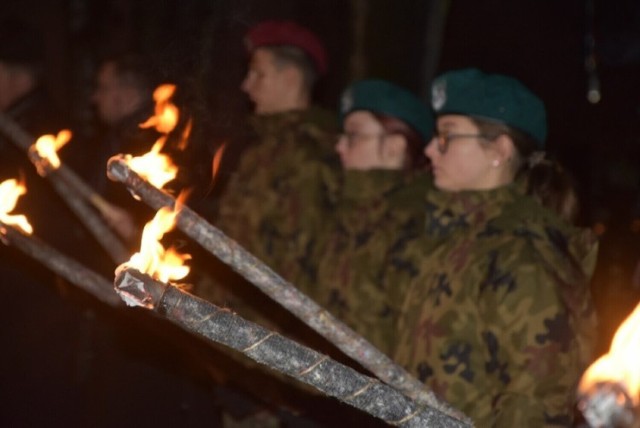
left=68, top=53, right=160, bottom=244
left=0, top=18, right=67, bottom=223
left=0, top=19, right=52, bottom=127
left=0, top=17, right=101, bottom=427
left=0, top=17, right=101, bottom=270
left=92, top=54, right=155, bottom=128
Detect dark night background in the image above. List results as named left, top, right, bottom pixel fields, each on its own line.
left=3, top=0, right=640, bottom=222
left=1, top=0, right=640, bottom=426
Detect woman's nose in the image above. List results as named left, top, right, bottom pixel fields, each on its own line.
left=424, top=136, right=438, bottom=159
left=335, top=134, right=348, bottom=153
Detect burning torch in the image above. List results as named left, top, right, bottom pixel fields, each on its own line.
left=97, top=81, right=468, bottom=423
left=0, top=178, right=120, bottom=306
left=112, top=201, right=469, bottom=427
left=578, top=302, right=640, bottom=427
left=0, top=112, right=130, bottom=264
left=106, top=150, right=469, bottom=425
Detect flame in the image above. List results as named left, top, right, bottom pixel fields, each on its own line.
left=121, top=194, right=190, bottom=283
left=579, top=302, right=640, bottom=405
left=139, top=84, right=179, bottom=134
left=31, top=130, right=72, bottom=169
left=126, top=84, right=183, bottom=188
left=211, top=143, right=226, bottom=184
left=201, top=143, right=227, bottom=197
left=125, top=138, right=177, bottom=189
left=0, top=179, right=33, bottom=235
left=176, top=118, right=192, bottom=151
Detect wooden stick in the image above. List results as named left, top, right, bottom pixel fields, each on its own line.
left=115, top=268, right=470, bottom=427
left=54, top=162, right=114, bottom=217
left=0, top=111, right=35, bottom=152
left=0, top=222, right=121, bottom=306
left=47, top=170, right=130, bottom=264
left=0, top=110, right=116, bottom=219
left=107, top=155, right=470, bottom=425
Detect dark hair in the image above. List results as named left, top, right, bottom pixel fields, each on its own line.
left=103, top=53, right=157, bottom=97
left=471, top=118, right=579, bottom=223
left=264, top=45, right=318, bottom=93
left=374, top=112, right=427, bottom=170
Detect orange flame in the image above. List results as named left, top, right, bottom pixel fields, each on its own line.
left=201, top=143, right=226, bottom=197
left=126, top=83, right=183, bottom=188
left=121, top=195, right=190, bottom=283
left=139, top=84, right=179, bottom=134
left=211, top=143, right=226, bottom=184
left=579, top=302, right=640, bottom=405
left=31, top=130, right=72, bottom=169
left=125, top=138, right=177, bottom=189
left=176, top=118, right=192, bottom=151
left=0, top=179, right=33, bottom=235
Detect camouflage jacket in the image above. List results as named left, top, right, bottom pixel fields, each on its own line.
left=215, top=106, right=338, bottom=271
left=304, top=169, right=430, bottom=355
left=389, top=183, right=598, bottom=427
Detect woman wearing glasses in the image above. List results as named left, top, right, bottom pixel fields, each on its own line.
left=388, top=68, right=597, bottom=426
left=297, top=79, right=433, bottom=355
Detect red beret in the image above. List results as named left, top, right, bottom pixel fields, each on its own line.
left=245, top=20, right=328, bottom=75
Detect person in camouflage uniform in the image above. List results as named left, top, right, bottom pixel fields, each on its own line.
left=190, top=21, right=342, bottom=427
left=202, top=21, right=338, bottom=328
left=216, top=107, right=337, bottom=271
left=215, top=20, right=338, bottom=270
left=388, top=68, right=598, bottom=426
left=301, top=79, right=434, bottom=356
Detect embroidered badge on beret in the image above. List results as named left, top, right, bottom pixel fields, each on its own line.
left=338, top=79, right=434, bottom=141
left=340, top=89, right=354, bottom=115
left=431, top=79, right=447, bottom=112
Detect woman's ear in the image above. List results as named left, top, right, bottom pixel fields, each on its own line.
left=493, top=134, right=516, bottom=165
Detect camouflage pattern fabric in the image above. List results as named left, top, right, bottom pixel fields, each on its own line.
left=388, top=182, right=598, bottom=427
left=205, top=107, right=338, bottom=332
left=215, top=106, right=338, bottom=273
left=303, top=169, right=430, bottom=355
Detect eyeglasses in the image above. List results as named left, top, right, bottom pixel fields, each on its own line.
left=338, top=132, right=387, bottom=147
left=432, top=133, right=489, bottom=154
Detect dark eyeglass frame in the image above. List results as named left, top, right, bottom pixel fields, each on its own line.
left=338, top=131, right=388, bottom=147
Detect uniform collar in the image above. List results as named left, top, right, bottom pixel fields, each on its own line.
left=425, top=183, right=522, bottom=236
left=341, top=169, right=407, bottom=202
left=248, top=106, right=336, bottom=135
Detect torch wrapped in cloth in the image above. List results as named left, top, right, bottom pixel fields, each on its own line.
left=111, top=203, right=469, bottom=426
left=106, top=154, right=471, bottom=425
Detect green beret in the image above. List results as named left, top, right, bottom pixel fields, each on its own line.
left=431, top=68, right=547, bottom=146
left=339, top=79, right=434, bottom=141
